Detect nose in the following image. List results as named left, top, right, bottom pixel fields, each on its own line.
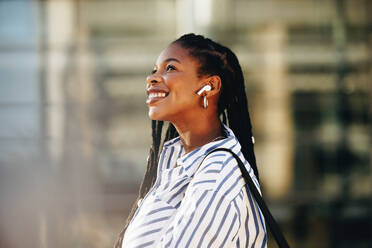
left=146, top=73, right=162, bottom=85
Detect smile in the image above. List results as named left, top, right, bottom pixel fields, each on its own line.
left=149, top=92, right=167, bottom=98
left=146, top=92, right=169, bottom=105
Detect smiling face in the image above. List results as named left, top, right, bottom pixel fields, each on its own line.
left=146, top=43, right=205, bottom=122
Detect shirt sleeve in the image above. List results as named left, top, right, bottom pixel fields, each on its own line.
left=156, top=188, right=241, bottom=248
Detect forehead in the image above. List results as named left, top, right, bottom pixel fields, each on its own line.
left=155, top=43, right=197, bottom=67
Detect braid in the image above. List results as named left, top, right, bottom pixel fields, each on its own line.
left=175, top=33, right=259, bottom=180
left=115, top=33, right=258, bottom=247
left=165, top=122, right=177, bottom=141
left=114, top=120, right=177, bottom=247
left=224, top=49, right=258, bottom=180
left=139, top=121, right=178, bottom=199
left=140, top=120, right=163, bottom=196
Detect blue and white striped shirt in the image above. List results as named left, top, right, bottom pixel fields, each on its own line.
left=123, top=125, right=267, bottom=248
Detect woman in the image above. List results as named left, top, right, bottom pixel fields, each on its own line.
left=116, top=34, right=266, bottom=247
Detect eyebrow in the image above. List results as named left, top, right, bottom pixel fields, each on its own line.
left=164, top=58, right=181, bottom=63
left=154, top=57, right=181, bottom=67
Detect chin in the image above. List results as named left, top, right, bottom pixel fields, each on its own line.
left=148, top=107, right=177, bottom=122
left=148, top=108, right=166, bottom=121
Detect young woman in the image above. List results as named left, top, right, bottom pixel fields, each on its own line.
left=115, top=34, right=267, bottom=248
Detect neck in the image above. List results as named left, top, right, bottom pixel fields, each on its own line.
left=171, top=114, right=224, bottom=154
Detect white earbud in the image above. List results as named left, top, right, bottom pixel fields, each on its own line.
left=197, top=85, right=212, bottom=95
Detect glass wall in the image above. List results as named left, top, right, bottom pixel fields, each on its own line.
left=0, top=0, right=370, bottom=247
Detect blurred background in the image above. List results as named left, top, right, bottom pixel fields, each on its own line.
left=0, top=0, right=371, bottom=247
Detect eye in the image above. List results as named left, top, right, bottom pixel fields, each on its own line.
left=151, top=68, right=157, bottom=74
left=166, top=65, right=176, bottom=72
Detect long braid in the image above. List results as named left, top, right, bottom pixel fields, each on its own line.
left=115, top=33, right=258, bottom=247
left=114, top=120, right=178, bottom=248
left=138, top=121, right=178, bottom=199
left=165, top=122, right=177, bottom=141
left=223, top=48, right=259, bottom=180
left=175, top=34, right=259, bottom=180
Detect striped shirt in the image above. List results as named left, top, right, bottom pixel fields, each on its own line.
left=122, top=124, right=267, bottom=248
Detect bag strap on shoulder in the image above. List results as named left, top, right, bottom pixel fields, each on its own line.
left=203, top=148, right=290, bottom=248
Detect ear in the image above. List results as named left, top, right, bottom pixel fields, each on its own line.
left=201, top=75, right=221, bottom=97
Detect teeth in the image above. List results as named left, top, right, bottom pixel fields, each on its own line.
left=149, top=92, right=167, bottom=98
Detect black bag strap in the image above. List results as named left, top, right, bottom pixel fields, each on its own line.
left=202, top=148, right=290, bottom=248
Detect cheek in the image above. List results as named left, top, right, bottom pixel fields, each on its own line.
left=147, top=74, right=201, bottom=120
left=167, top=76, right=199, bottom=104
left=170, top=88, right=199, bottom=110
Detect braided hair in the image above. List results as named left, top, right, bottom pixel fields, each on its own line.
left=114, top=33, right=258, bottom=247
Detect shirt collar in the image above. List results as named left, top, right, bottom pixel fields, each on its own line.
left=162, top=124, right=241, bottom=173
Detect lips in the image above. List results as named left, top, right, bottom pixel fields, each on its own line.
left=146, top=88, right=169, bottom=105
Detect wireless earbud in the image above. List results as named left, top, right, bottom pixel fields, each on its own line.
left=197, top=85, right=212, bottom=95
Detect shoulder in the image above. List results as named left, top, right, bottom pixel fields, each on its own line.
left=189, top=149, right=248, bottom=201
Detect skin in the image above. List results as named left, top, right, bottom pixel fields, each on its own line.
left=146, top=43, right=224, bottom=154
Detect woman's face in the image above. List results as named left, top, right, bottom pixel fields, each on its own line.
left=146, top=43, right=205, bottom=122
